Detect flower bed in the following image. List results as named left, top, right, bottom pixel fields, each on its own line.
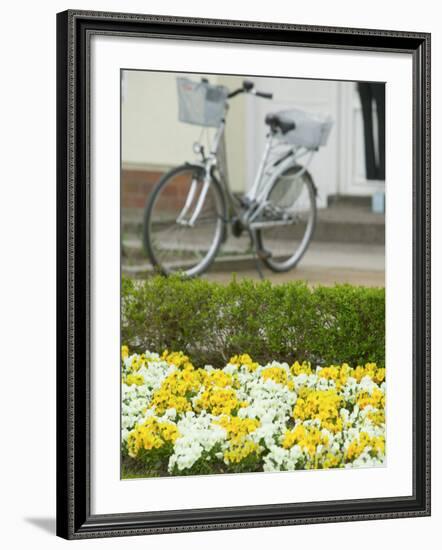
left=121, top=346, right=386, bottom=477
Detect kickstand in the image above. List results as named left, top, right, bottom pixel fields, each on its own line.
left=248, top=229, right=265, bottom=280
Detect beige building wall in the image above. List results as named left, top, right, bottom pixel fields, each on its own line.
left=122, top=70, right=246, bottom=192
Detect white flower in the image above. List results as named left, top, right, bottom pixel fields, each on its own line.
left=121, top=349, right=386, bottom=474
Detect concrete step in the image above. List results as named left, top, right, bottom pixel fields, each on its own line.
left=122, top=233, right=254, bottom=262
left=313, top=205, right=384, bottom=244
left=327, top=194, right=373, bottom=208
left=122, top=201, right=385, bottom=246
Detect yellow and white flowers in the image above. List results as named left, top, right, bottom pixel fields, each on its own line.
left=121, top=347, right=386, bottom=477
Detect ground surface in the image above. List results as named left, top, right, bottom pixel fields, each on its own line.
left=203, top=241, right=384, bottom=286
left=124, top=238, right=385, bottom=287
left=122, top=198, right=385, bottom=287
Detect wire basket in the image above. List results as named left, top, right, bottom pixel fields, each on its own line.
left=273, top=109, right=333, bottom=150
left=177, top=77, right=229, bottom=128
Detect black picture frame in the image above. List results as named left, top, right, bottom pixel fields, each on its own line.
left=56, top=9, right=431, bottom=540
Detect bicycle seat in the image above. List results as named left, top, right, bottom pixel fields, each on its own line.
left=265, top=113, right=296, bottom=134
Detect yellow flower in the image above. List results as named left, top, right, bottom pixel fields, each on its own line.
left=372, top=435, right=386, bottom=455
left=126, top=373, right=144, bottom=386
left=205, top=370, right=233, bottom=389
left=224, top=440, right=260, bottom=464
left=150, top=368, right=203, bottom=414
left=229, top=354, right=259, bottom=372
left=356, top=387, right=385, bottom=410
left=214, top=415, right=261, bottom=464
left=162, top=350, right=193, bottom=369
left=261, top=366, right=291, bottom=387
left=293, top=389, right=342, bottom=433
left=352, top=363, right=384, bottom=383
left=130, top=355, right=142, bottom=372
left=121, top=345, right=129, bottom=361
left=195, top=387, right=239, bottom=416
left=338, top=363, right=352, bottom=385
left=374, top=368, right=386, bottom=383
left=215, top=415, right=260, bottom=441
left=126, top=417, right=180, bottom=458
left=317, top=366, right=339, bottom=380
left=367, top=410, right=385, bottom=426
left=291, top=360, right=312, bottom=376
left=323, top=452, right=342, bottom=469
left=282, top=424, right=328, bottom=459
left=345, top=432, right=385, bottom=461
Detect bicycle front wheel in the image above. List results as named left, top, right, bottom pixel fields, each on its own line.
left=255, top=166, right=317, bottom=272
left=143, top=164, right=226, bottom=277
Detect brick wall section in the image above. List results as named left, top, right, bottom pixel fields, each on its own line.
left=122, top=168, right=198, bottom=211
left=122, top=169, right=165, bottom=209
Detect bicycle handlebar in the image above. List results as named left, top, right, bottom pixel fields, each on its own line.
left=227, top=80, right=273, bottom=100
left=227, top=88, right=244, bottom=99
left=254, top=91, right=273, bottom=99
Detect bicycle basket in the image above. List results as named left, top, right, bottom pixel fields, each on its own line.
left=271, top=169, right=305, bottom=210
left=177, top=77, right=229, bottom=128
left=274, top=109, right=333, bottom=149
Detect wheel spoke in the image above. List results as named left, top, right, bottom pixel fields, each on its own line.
left=257, top=169, right=316, bottom=272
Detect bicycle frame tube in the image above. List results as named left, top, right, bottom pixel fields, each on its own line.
left=209, top=120, right=226, bottom=157
left=188, top=177, right=211, bottom=225
left=178, top=120, right=228, bottom=226
left=245, top=134, right=274, bottom=202
left=176, top=177, right=199, bottom=224
left=206, top=106, right=246, bottom=214
left=190, top=120, right=230, bottom=224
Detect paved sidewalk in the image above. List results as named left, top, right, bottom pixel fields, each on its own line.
left=123, top=234, right=385, bottom=287
left=203, top=242, right=385, bottom=287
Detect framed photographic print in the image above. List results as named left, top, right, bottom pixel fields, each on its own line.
left=56, top=10, right=431, bottom=539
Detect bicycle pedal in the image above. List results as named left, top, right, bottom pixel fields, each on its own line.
left=257, top=249, right=272, bottom=260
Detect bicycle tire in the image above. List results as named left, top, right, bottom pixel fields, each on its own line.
left=143, top=164, right=226, bottom=277
left=255, top=166, right=317, bottom=272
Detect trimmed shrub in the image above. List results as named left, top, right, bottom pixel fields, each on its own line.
left=122, top=275, right=385, bottom=368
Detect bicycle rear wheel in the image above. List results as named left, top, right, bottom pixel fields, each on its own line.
left=255, top=166, right=316, bottom=272
left=143, top=164, right=226, bottom=277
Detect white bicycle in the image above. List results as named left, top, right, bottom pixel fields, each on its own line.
left=143, top=77, right=333, bottom=277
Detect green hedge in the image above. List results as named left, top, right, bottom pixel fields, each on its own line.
left=122, top=275, right=385, bottom=369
